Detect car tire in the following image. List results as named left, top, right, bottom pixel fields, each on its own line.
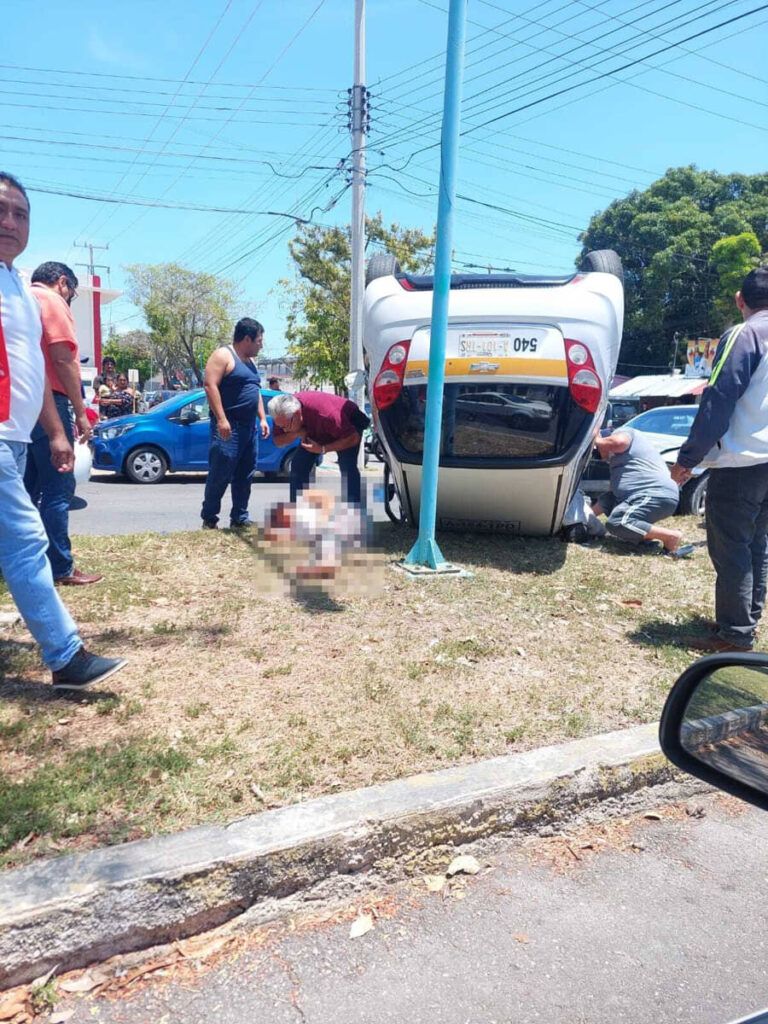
left=580, top=249, right=624, bottom=284
left=562, top=523, right=589, bottom=544
left=124, top=446, right=168, bottom=484
left=366, top=253, right=401, bottom=287
left=279, top=448, right=295, bottom=480
left=679, top=473, right=707, bottom=516
left=383, top=460, right=407, bottom=524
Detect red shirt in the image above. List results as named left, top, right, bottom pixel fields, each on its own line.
left=31, top=283, right=80, bottom=397
left=295, top=391, right=364, bottom=445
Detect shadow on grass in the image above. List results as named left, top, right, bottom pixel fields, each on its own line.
left=0, top=638, right=120, bottom=704
left=89, top=622, right=235, bottom=648
left=598, top=537, right=708, bottom=559
left=371, top=521, right=569, bottom=575
left=627, top=615, right=712, bottom=648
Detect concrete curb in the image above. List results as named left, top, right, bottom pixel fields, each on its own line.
left=0, top=721, right=683, bottom=989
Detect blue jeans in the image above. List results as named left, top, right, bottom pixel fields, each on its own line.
left=201, top=419, right=256, bottom=525
left=706, top=464, right=768, bottom=648
left=290, top=443, right=362, bottom=504
left=0, top=440, right=82, bottom=670
left=24, top=392, right=76, bottom=578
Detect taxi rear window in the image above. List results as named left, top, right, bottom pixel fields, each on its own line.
left=381, top=383, right=588, bottom=463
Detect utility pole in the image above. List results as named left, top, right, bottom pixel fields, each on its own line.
left=403, top=0, right=468, bottom=574
left=348, top=0, right=368, bottom=415
left=73, top=241, right=109, bottom=279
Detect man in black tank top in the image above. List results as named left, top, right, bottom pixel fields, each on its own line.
left=201, top=318, right=269, bottom=529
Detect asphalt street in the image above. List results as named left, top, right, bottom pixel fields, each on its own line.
left=70, top=459, right=386, bottom=535
left=59, top=794, right=768, bottom=1024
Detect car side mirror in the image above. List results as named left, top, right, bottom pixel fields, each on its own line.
left=659, top=653, right=768, bottom=811
left=179, top=408, right=200, bottom=424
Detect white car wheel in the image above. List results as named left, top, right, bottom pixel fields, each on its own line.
left=125, top=447, right=168, bottom=484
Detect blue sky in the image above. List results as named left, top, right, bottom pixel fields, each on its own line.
left=4, top=0, right=767, bottom=357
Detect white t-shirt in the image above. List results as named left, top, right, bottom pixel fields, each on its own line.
left=0, top=262, right=44, bottom=442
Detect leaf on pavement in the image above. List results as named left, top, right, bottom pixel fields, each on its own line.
left=349, top=913, right=374, bottom=939
left=177, top=933, right=229, bottom=960
left=513, top=933, right=530, bottom=943
left=58, top=969, right=108, bottom=994
left=446, top=854, right=481, bottom=877
left=424, top=874, right=446, bottom=893
left=30, top=965, right=57, bottom=989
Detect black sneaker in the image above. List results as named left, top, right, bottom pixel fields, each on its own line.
left=202, top=520, right=218, bottom=530
left=229, top=520, right=255, bottom=530
left=52, top=648, right=127, bottom=691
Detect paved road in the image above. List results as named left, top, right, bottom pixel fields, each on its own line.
left=70, top=460, right=386, bottom=535
left=61, top=795, right=768, bottom=1024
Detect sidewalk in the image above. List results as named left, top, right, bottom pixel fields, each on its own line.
left=0, top=720, right=702, bottom=989
left=54, top=791, right=762, bottom=1024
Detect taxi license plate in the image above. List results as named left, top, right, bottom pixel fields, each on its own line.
left=458, top=331, right=541, bottom=357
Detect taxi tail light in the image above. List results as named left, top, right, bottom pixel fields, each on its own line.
left=565, top=339, right=601, bottom=414
left=373, top=340, right=411, bottom=410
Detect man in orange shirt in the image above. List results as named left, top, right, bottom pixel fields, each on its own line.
left=24, top=261, right=101, bottom=585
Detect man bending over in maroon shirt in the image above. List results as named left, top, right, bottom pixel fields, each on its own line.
left=269, top=391, right=370, bottom=504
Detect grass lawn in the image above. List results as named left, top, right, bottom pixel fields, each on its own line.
left=0, top=514, right=731, bottom=868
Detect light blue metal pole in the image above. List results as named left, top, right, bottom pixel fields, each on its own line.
left=405, top=0, right=468, bottom=570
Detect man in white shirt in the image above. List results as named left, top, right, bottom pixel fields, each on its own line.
left=0, top=172, right=125, bottom=690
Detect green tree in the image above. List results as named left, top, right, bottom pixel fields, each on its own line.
left=578, top=167, right=768, bottom=370
left=710, top=231, right=762, bottom=324
left=103, top=328, right=153, bottom=385
left=283, top=213, right=434, bottom=392
left=124, top=264, right=239, bottom=384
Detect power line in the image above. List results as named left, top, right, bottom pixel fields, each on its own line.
left=72, top=0, right=237, bottom=246
left=107, top=0, right=331, bottom=248
left=0, top=122, right=339, bottom=163
left=0, top=85, right=337, bottom=115
left=371, top=1, right=768, bottom=171
left=1, top=134, right=343, bottom=176
left=373, top=0, right=741, bottom=149
left=25, top=182, right=318, bottom=220
left=376, top=0, right=682, bottom=120
left=0, top=74, right=342, bottom=105
left=0, top=99, right=330, bottom=125
left=466, top=2, right=768, bottom=135
left=0, top=62, right=339, bottom=91
left=210, top=181, right=351, bottom=275
left=571, top=0, right=768, bottom=87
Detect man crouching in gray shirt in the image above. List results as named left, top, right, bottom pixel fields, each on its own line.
left=592, top=427, right=689, bottom=556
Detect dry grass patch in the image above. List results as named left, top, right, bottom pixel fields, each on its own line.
left=0, top=516, right=729, bottom=866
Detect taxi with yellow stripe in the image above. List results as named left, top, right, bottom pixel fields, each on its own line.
left=363, top=250, right=624, bottom=536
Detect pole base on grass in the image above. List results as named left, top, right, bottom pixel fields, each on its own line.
left=399, top=537, right=472, bottom=578
left=396, top=560, right=473, bottom=578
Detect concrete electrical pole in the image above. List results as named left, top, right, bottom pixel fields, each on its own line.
left=348, top=0, right=368, bottom=414
left=73, top=241, right=109, bottom=279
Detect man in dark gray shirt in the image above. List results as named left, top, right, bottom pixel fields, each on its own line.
left=592, top=427, right=689, bottom=555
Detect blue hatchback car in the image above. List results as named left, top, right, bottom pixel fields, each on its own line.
left=91, top=388, right=299, bottom=484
